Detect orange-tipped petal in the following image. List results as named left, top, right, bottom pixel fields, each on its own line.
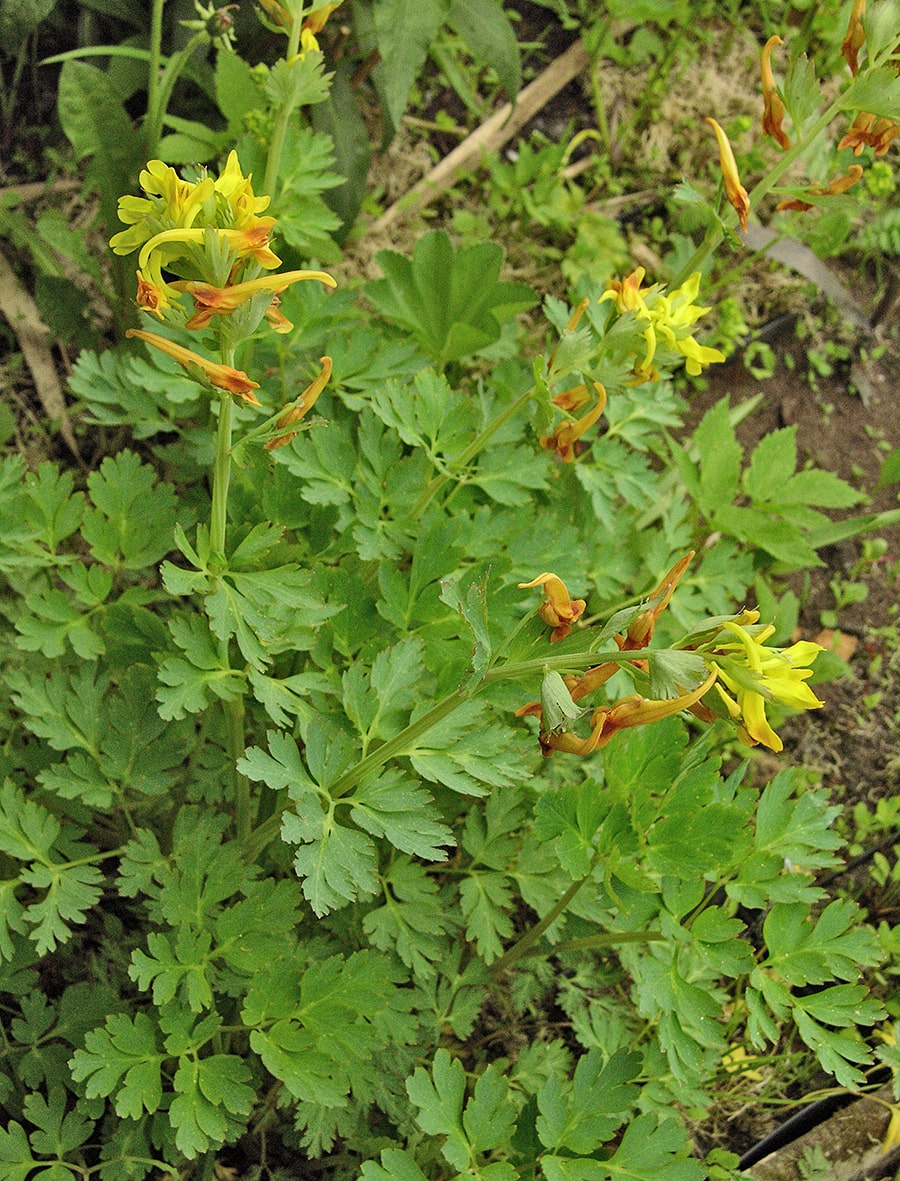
left=706, top=118, right=751, bottom=232
left=125, top=329, right=261, bottom=404
left=841, top=0, right=866, bottom=75
left=761, top=36, right=790, bottom=149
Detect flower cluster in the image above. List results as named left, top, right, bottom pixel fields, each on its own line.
left=699, top=612, right=824, bottom=753
left=599, top=268, right=725, bottom=382
left=110, top=151, right=335, bottom=330
left=517, top=557, right=824, bottom=758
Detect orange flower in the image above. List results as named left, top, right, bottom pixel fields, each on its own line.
left=540, top=669, right=718, bottom=756
left=706, top=118, right=751, bottom=232
left=776, top=165, right=864, bottom=212
left=841, top=0, right=866, bottom=75
left=622, top=552, right=695, bottom=650
left=125, top=329, right=261, bottom=404
left=518, top=572, right=586, bottom=643
left=264, top=357, right=333, bottom=450
left=838, top=112, right=900, bottom=156
left=173, top=269, right=337, bottom=330
left=539, top=381, right=607, bottom=462
left=761, top=36, right=790, bottom=150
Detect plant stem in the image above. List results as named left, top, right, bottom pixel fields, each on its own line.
left=490, top=873, right=591, bottom=975
left=145, top=0, right=165, bottom=154
left=262, top=4, right=307, bottom=198
left=406, top=383, right=536, bottom=521
left=209, top=393, right=234, bottom=562
left=669, top=88, right=866, bottom=289
left=243, top=644, right=658, bottom=861
left=225, top=697, right=253, bottom=845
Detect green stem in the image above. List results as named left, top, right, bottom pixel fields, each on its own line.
left=209, top=393, right=234, bottom=563
left=490, top=873, right=591, bottom=975
left=406, top=383, right=537, bottom=521
left=144, top=0, right=165, bottom=152
left=243, top=643, right=659, bottom=862
left=669, top=83, right=870, bottom=288
left=262, top=4, right=307, bottom=198
left=225, top=697, right=253, bottom=845
left=148, top=34, right=206, bottom=155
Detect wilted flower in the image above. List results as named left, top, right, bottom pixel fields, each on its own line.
left=518, top=573, right=586, bottom=643
left=841, top=0, right=866, bottom=75
left=539, top=381, right=607, bottom=462
left=125, top=329, right=261, bottom=404
left=761, top=36, right=790, bottom=150
left=540, top=670, right=717, bottom=756
left=264, top=356, right=333, bottom=449
left=776, top=165, right=864, bottom=212
left=173, top=269, right=337, bottom=330
left=838, top=112, right=900, bottom=157
left=706, top=117, right=751, bottom=232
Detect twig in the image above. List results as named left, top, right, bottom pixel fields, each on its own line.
left=372, top=39, right=591, bottom=232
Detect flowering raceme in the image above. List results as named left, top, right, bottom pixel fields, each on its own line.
left=110, top=151, right=334, bottom=329
left=516, top=560, right=824, bottom=759
left=700, top=613, right=824, bottom=752
left=599, top=268, right=724, bottom=381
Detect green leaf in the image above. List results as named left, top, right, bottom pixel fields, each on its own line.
left=742, top=427, right=797, bottom=503
left=170, top=1054, right=253, bottom=1158
left=690, top=397, right=742, bottom=516
left=272, top=124, right=344, bottom=258
left=536, top=1048, right=641, bottom=1154
left=129, top=928, right=215, bottom=1012
left=23, top=1086, right=92, bottom=1158
left=367, top=231, right=536, bottom=368
left=342, top=638, right=424, bottom=742
left=840, top=66, right=900, bottom=119
left=372, top=0, right=450, bottom=134
left=0, top=1119, right=37, bottom=1181
left=447, top=0, right=520, bottom=100
left=437, top=574, right=493, bottom=685
left=533, top=782, right=606, bottom=879
left=728, top=772, right=843, bottom=908
left=762, top=899, right=882, bottom=986
left=156, top=613, right=246, bottom=720
left=265, top=49, right=332, bottom=111
left=348, top=771, right=454, bottom=860
left=361, top=1148, right=430, bottom=1181
left=57, top=60, right=137, bottom=167
left=81, top=451, right=177, bottom=569
left=362, top=856, right=455, bottom=977
left=407, top=1048, right=469, bottom=1170
left=15, top=564, right=111, bottom=660
left=70, top=1013, right=164, bottom=1119
left=214, top=49, right=262, bottom=134
left=604, top=1112, right=705, bottom=1181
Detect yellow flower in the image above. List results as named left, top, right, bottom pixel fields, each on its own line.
left=706, top=117, right=751, bottom=233
left=650, top=272, right=726, bottom=376
left=304, top=2, right=343, bottom=35
left=111, top=151, right=280, bottom=319
left=704, top=616, right=824, bottom=752
left=125, top=329, right=261, bottom=404
left=599, top=269, right=724, bottom=380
